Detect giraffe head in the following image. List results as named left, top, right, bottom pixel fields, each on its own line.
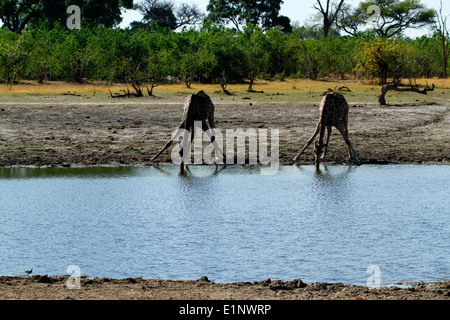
left=314, top=140, right=325, bottom=163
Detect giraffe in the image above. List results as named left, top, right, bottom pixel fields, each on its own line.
left=293, top=92, right=363, bottom=167
left=150, top=90, right=224, bottom=163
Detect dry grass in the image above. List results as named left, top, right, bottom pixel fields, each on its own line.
left=1, top=78, right=449, bottom=104
left=2, top=78, right=449, bottom=94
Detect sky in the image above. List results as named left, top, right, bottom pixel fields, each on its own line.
left=120, top=0, right=450, bottom=38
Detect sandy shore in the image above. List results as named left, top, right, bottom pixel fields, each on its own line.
left=1, top=276, right=449, bottom=300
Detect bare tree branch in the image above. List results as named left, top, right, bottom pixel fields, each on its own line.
left=379, top=79, right=435, bottom=105
left=313, top=0, right=346, bottom=37
left=174, top=3, right=204, bottom=29
left=138, top=0, right=204, bottom=30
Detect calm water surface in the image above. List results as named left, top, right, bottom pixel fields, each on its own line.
left=0, top=165, right=448, bottom=286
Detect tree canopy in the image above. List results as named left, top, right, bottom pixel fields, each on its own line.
left=131, top=0, right=204, bottom=31
left=205, top=0, right=291, bottom=32
left=0, top=0, right=134, bottom=33
left=338, top=0, right=436, bottom=37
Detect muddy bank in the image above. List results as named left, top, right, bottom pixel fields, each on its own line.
left=0, top=276, right=449, bottom=300
left=0, top=97, right=449, bottom=167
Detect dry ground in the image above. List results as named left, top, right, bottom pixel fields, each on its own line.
left=1, top=276, right=449, bottom=300
left=0, top=92, right=448, bottom=167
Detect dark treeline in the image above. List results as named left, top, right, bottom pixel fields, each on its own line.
left=0, top=23, right=447, bottom=90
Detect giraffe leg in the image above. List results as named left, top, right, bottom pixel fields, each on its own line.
left=207, top=110, right=216, bottom=130
left=179, top=162, right=186, bottom=175
left=203, top=120, right=226, bottom=163
left=182, top=124, right=196, bottom=164
left=321, top=125, right=332, bottom=160
left=177, top=124, right=192, bottom=164
left=151, top=122, right=187, bottom=162
left=336, top=122, right=363, bottom=163
left=315, top=125, right=326, bottom=168
left=207, top=112, right=226, bottom=163
left=343, top=112, right=353, bottom=160
left=293, top=123, right=320, bottom=161
left=150, top=139, right=174, bottom=161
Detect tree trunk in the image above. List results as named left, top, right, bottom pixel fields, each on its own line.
left=247, top=77, right=264, bottom=93
left=379, top=81, right=435, bottom=106
left=131, top=82, right=144, bottom=97
left=323, top=18, right=331, bottom=38
left=379, top=85, right=389, bottom=105
left=219, top=70, right=231, bottom=95
left=219, top=80, right=231, bottom=95
left=247, top=78, right=254, bottom=92
left=147, top=81, right=158, bottom=96
left=443, top=40, right=448, bottom=79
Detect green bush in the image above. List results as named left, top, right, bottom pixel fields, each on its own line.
left=0, top=24, right=446, bottom=85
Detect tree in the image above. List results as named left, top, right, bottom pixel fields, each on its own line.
left=435, top=0, right=449, bottom=78
left=51, top=28, right=93, bottom=83
left=134, top=0, right=204, bottom=30
left=0, top=0, right=134, bottom=33
left=292, top=22, right=340, bottom=40
left=205, top=0, right=291, bottom=32
left=0, top=0, right=43, bottom=33
left=406, top=36, right=442, bottom=79
left=20, top=25, right=53, bottom=82
left=0, top=29, right=25, bottom=83
left=355, top=37, right=408, bottom=83
left=312, top=0, right=345, bottom=38
left=337, top=0, right=435, bottom=38
left=202, top=27, right=245, bottom=94
left=239, top=25, right=270, bottom=91
left=79, top=0, right=134, bottom=28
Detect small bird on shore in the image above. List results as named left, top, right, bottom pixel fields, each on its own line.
left=24, top=269, right=33, bottom=275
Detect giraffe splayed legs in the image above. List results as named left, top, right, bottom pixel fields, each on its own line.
left=150, top=90, right=224, bottom=167
left=293, top=92, right=363, bottom=168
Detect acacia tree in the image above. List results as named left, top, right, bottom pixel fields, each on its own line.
left=337, top=0, right=435, bottom=38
